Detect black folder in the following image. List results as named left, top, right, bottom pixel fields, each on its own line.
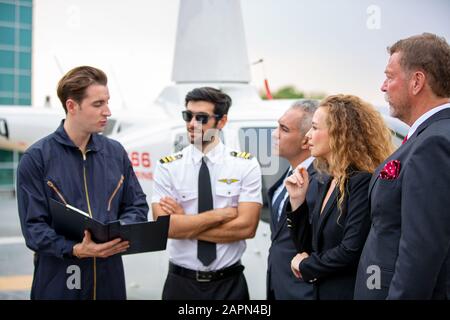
left=49, top=199, right=169, bottom=255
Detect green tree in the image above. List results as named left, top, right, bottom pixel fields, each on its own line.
left=260, top=85, right=326, bottom=100
left=274, top=86, right=304, bottom=99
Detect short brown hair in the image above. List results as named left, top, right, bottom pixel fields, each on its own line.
left=388, top=33, right=450, bottom=98
left=57, top=66, right=108, bottom=113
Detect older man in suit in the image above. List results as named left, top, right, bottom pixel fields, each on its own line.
left=266, top=100, right=319, bottom=300
left=354, top=33, right=450, bottom=299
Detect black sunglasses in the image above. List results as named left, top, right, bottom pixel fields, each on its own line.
left=182, top=110, right=222, bottom=124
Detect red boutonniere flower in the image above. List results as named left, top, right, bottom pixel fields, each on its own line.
left=379, top=160, right=401, bottom=180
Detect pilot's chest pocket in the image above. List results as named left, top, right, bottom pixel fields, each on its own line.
left=177, top=190, right=198, bottom=209
left=215, top=185, right=240, bottom=207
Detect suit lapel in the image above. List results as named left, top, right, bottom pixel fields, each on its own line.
left=368, top=161, right=385, bottom=198
left=369, top=147, right=405, bottom=200
left=368, top=134, right=411, bottom=198
left=316, top=177, right=337, bottom=239
left=369, top=128, right=413, bottom=198
left=272, top=198, right=289, bottom=239
left=307, top=164, right=316, bottom=179
left=268, top=169, right=289, bottom=234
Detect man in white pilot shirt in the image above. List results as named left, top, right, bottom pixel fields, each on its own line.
left=152, top=87, right=262, bottom=300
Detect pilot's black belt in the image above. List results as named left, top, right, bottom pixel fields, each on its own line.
left=168, top=261, right=244, bottom=282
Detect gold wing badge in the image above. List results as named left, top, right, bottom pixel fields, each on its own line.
left=218, top=178, right=240, bottom=185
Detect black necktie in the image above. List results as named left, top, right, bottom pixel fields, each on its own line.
left=197, top=157, right=216, bottom=266
left=272, top=170, right=292, bottom=223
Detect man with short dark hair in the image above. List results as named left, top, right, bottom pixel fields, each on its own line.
left=17, top=66, right=148, bottom=299
left=355, top=33, right=450, bottom=299
left=152, top=87, right=262, bottom=300
left=267, top=100, right=319, bottom=300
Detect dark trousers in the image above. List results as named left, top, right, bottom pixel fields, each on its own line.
left=162, top=264, right=249, bottom=300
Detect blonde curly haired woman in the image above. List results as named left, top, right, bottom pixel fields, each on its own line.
left=285, top=94, right=394, bottom=300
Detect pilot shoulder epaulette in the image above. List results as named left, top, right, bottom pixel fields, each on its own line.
left=159, top=153, right=183, bottom=164
left=230, top=151, right=253, bottom=160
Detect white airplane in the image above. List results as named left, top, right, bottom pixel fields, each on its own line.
left=0, top=0, right=408, bottom=299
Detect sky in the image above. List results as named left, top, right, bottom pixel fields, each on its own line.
left=33, top=0, right=450, bottom=111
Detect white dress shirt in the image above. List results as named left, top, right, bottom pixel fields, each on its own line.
left=152, top=141, right=262, bottom=271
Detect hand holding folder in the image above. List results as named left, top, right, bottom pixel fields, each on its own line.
left=75, top=230, right=130, bottom=258
left=49, top=199, right=169, bottom=255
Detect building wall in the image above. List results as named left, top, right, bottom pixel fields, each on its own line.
left=0, top=0, right=32, bottom=106
left=0, top=0, right=32, bottom=190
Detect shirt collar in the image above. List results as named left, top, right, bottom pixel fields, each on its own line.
left=285, top=156, right=314, bottom=178
left=189, top=140, right=225, bottom=165
left=300, top=156, right=314, bottom=170
left=53, top=120, right=102, bottom=152
left=407, top=102, right=450, bottom=139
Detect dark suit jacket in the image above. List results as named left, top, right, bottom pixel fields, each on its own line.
left=354, top=108, right=450, bottom=300
left=266, top=164, right=319, bottom=300
left=287, top=170, right=372, bottom=300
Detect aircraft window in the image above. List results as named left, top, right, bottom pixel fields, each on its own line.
left=238, top=127, right=289, bottom=223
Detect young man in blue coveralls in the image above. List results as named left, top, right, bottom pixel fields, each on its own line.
left=17, top=66, right=149, bottom=300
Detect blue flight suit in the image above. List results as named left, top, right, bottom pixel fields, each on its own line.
left=17, top=122, right=148, bottom=300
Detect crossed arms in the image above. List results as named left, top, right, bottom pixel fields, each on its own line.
left=152, top=198, right=261, bottom=243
